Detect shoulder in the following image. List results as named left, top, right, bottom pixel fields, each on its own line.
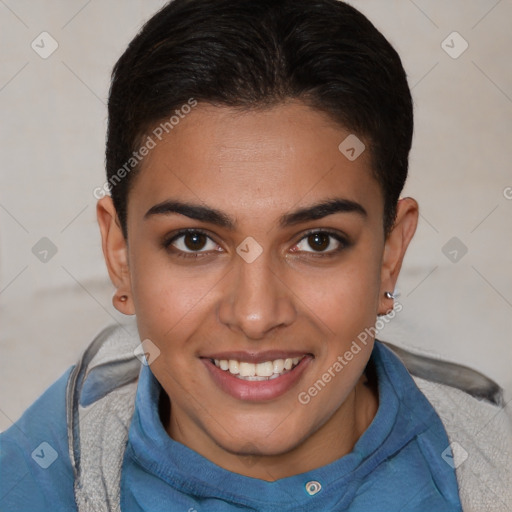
left=381, top=341, right=512, bottom=511
left=0, top=367, right=76, bottom=511
left=0, top=322, right=141, bottom=512
left=413, top=377, right=512, bottom=511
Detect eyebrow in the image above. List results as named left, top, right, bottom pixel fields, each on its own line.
left=144, top=198, right=367, bottom=229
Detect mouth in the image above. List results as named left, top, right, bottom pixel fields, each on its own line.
left=210, top=355, right=305, bottom=381
left=200, top=352, right=313, bottom=401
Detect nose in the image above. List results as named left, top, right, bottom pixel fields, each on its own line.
left=217, top=252, right=296, bottom=340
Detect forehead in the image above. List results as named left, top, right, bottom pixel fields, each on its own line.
left=128, top=101, right=383, bottom=225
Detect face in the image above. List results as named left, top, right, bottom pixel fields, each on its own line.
left=98, top=100, right=418, bottom=478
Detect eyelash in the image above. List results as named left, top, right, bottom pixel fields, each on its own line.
left=163, top=229, right=219, bottom=259
left=293, top=229, right=350, bottom=258
left=163, top=228, right=350, bottom=260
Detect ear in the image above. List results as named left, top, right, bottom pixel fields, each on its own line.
left=97, top=196, right=135, bottom=315
left=378, top=197, right=418, bottom=315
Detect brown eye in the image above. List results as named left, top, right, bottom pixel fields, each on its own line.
left=294, top=231, right=346, bottom=255
left=307, top=232, right=330, bottom=251
left=166, top=230, right=219, bottom=255
left=184, top=232, right=207, bottom=251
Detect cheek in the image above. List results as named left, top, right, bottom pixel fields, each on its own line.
left=128, top=248, right=220, bottom=348
left=293, top=256, right=380, bottom=423
left=290, top=247, right=382, bottom=340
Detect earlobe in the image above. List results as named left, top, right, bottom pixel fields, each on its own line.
left=378, top=197, right=419, bottom=315
left=97, top=197, right=135, bottom=315
left=112, top=291, right=134, bottom=315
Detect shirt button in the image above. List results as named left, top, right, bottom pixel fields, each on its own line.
left=305, top=481, right=322, bottom=496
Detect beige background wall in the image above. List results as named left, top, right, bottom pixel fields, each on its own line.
left=1, top=0, right=511, bottom=432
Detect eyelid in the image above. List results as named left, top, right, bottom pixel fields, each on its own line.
left=291, top=228, right=350, bottom=254
left=163, top=228, right=222, bottom=254
left=163, top=227, right=350, bottom=258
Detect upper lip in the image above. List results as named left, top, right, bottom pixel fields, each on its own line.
left=201, top=350, right=312, bottom=364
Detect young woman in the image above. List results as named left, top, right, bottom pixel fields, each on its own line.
left=1, top=1, right=510, bottom=511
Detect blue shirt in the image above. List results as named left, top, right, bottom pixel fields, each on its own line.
left=0, top=342, right=462, bottom=511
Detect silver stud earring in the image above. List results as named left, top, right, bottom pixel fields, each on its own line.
left=384, top=291, right=398, bottom=300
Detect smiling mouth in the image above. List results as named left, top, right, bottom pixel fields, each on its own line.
left=209, top=356, right=306, bottom=381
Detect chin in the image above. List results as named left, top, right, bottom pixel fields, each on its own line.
left=212, top=414, right=311, bottom=457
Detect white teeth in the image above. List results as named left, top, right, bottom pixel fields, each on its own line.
left=239, top=362, right=256, bottom=377
left=212, top=355, right=306, bottom=380
left=256, top=361, right=274, bottom=377
left=240, top=375, right=268, bottom=381
left=273, top=359, right=284, bottom=373
left=228, top=360, right=240, bottom=375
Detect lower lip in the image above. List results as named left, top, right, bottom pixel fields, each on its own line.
left=202, top=356, right=312, bottom=401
